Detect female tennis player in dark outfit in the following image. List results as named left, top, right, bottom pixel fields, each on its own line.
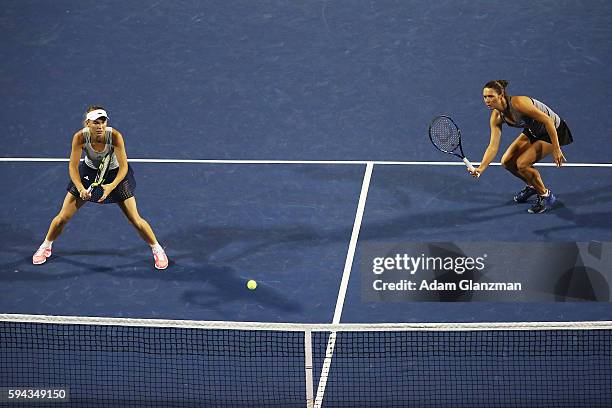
left=470, top=80, right=573, bottom=213
left=32, top=106, right=168, bottom=269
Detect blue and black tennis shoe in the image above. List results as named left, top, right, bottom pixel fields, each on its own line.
left=528, top=190, right=556, bottom=214
left=513, top=185, right=538, bottom=203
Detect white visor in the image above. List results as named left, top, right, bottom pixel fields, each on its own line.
left=86, top=109, right=108, bottom=121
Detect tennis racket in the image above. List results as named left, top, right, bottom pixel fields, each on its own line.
left=429, top=115, right=479, bottom=177
left=86, top=154, right=112, bottom=194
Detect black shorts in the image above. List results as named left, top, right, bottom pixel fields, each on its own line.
left=67, top=162, right=136, bottom=204
left=524, top=120, right=573, bottom=146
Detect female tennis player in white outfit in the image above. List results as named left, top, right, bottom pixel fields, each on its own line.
left=32, top=106, right=168, bottom=269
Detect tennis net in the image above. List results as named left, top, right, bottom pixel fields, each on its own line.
left=0, top=314, right=611, bottom=407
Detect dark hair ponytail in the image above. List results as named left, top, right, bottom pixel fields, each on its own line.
left=483, top=80, right=509, bottom=95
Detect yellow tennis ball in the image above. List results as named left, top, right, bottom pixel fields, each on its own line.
left=247, top=280, right=257, bottom=290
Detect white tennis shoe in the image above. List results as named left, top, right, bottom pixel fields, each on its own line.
left=32, top=246, right=52, bottom=265
left=152, top=246, right=168, bottom=270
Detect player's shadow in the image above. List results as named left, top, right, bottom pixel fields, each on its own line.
left=302, top=164, right=509, bottom=209
left=161, top=223, right=334, bottom=266
left=0, top=245, right=151, bottom=281
left=302, top=164, right=522, bottom=241
left=1, top=246, right=302, bottom=317
left=1, top=220, right=310, bottom=315
left=179, top=266, right=302, bottom=314
left=357, top=201, right=520, bottom=242
left=533, top=184, right=612, bottom=237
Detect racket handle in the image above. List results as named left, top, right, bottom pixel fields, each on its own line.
left=463, top=158, right=480, bottom=178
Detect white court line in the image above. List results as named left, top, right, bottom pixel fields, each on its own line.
left=313, top=162, right=374, bottom=408
left=332, top=163, right=374, bottom=325
left=1, top=157, right=612, bottom=167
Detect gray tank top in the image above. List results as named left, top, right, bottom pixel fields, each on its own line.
left=500, top=96, right=561, bottom=137
left=82, top=127, right=120, bottom=170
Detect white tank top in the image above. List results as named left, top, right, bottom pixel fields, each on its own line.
left=82, top=127, right=120, bottom=170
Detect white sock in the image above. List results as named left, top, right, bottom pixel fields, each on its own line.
left=41, top=240, right=53, bottom=249
left=151, top=243, right=163, bottom=252
left=542, top=189, right=550, bottom=198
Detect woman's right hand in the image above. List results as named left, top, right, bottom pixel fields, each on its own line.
left=79, top=188, right=91, bottom=201
left=469, top=166, right=483, bottom=178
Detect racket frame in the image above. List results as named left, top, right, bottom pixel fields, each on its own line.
left=428, top=115, right=477, bottom=174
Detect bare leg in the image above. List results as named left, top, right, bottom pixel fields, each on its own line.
left=116, top=197, right=159, bottom=246
left=515, top=141, right=554, bottom=195
left=45, top=192, right=87, bottom=242
left=500, top=134, right=533, bottom=184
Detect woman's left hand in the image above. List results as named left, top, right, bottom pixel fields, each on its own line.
left=553, top=148, right=566, bottom=167
left=98, top=184, right=112, bottom=202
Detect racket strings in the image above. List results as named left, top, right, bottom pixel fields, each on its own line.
left=430, top=118, right=461, bottom=153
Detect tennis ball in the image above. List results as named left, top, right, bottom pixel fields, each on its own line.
left=247, top=280, right=257, bottom=290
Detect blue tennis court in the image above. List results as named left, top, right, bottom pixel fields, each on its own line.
left=1, top=1, right=611, bottom=407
